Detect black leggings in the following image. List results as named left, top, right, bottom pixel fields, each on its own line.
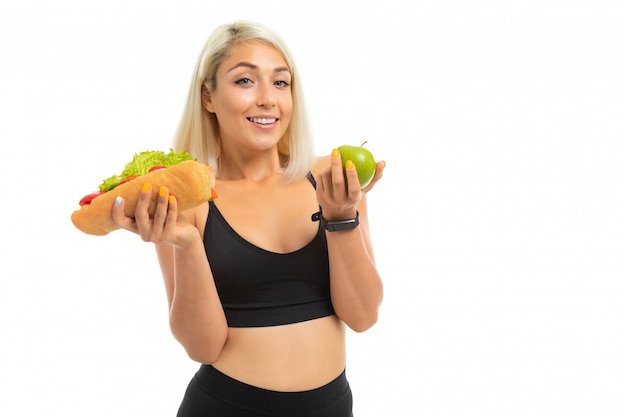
left=177, top=365, right=353, bottom=417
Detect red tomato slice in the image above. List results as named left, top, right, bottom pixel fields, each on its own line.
left=118, top=175, right=137, bottom=186
left=149, top=165, right=167, bottom=172
left=79, top=191, right=106, bottom=206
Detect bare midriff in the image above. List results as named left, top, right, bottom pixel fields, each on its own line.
left=211, top=315, right=346, bottom=391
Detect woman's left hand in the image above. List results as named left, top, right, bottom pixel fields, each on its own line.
left=315, top=149, right=385, bottom=220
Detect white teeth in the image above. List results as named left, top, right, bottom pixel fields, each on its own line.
left=249, top=117, right=276, bottom=124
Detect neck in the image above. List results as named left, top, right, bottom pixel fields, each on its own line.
left=218, top=150, right=283, bottom=182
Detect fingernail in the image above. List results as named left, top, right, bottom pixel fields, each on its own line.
left=382, top=160, right=386, bottom=168
left=159, top=186, right=167, bottom=197
left=332, top=148, right=340, bottom=157
left=114, top=196, right=122, bottom=205
left=142, top=183, right=151, bottom=193
left=168, top=195, right=175, bottom=204
left=346, top=160, right=354, bottom=170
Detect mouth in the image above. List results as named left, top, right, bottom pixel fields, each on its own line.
left=247, top=117, right=278, bottom=125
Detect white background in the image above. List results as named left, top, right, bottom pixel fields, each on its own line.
left=1, top=1, right=625, bottom=416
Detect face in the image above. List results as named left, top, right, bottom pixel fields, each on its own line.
left=203, top=41, right=293, bottom=154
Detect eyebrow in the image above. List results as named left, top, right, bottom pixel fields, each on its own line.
left=227, top=61, right=290, bottom=75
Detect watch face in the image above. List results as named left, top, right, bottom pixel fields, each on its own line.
left=330, top=221, right=354, bottom=231
left=324, top=213, right=359, bottom=232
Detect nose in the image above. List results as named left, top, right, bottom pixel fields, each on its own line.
left=256, top=82, right=276, bottom=108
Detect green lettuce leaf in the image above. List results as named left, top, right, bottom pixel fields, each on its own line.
left=98, top=149, right=194, bottom=191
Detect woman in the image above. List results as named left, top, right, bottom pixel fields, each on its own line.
left=112, top=20, right=385, bottom=417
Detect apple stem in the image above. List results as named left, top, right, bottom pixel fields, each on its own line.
left=360, top=140, right=368, bottom=147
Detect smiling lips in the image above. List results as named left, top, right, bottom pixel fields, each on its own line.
left=248, top=117, right=277, bottom=125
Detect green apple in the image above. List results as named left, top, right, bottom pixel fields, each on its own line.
left=338, top=142, right=377, bottom=188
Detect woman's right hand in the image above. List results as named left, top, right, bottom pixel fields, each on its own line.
left=111, top=183, right=201, bottom=248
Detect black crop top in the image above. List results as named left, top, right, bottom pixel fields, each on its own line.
left=203, top=174, right=335, bottom=327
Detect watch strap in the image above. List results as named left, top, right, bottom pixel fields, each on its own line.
left=312, top=210, right=360, bottom=232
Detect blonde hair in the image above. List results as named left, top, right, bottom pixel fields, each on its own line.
left=172, top=21, right=314, bottom=182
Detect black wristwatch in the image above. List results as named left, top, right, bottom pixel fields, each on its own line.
left=312, top=210, right=360, bottom=232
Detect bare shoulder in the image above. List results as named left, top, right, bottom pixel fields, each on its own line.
left=311, top=155, right=330, bottom=177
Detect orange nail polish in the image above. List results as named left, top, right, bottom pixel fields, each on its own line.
left=142, top=183, right=151, bottom=193
left=346, top=160, right=354, bottom=170
left=159, top=186, right=167, bottom=197
left=168, top=195, right=175, bottom=204
left=332, top=148, right=340, bottom=158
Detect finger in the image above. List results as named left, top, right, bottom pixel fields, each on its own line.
left=135, top=183, right=152, bottom=221
left=111, top=196, right=138, bottom=233
left=318, top=167, right=332, bottom=192
left=343, top=159, right=361, bottom=198
left=362, top=160, right=386, bottom=193
left=330, top=149, right=346, bottom=191
left=151, top=186, right=170, bottom=240
left=135, top=183, right=154, bottom=240
left=163, top=195, right=178, bottom=235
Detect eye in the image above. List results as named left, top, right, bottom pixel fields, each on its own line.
left=235, top=78, right=253, bottom=85
left=275, top=80, right=290, bottom=88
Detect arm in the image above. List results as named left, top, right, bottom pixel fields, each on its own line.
left=315, top=151, right=385, bottom=332
left=113, top=184, right=228, bottom=363
left=156, top=237, right=228, bottom=364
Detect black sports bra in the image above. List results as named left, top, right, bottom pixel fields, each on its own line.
left=203, top=174, right=335, bottom=327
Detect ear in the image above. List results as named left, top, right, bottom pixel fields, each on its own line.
left=201, top=84, right=215, bottom=113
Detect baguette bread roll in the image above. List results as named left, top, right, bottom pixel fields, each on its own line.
left=71, top=160, right=216, bottom=236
